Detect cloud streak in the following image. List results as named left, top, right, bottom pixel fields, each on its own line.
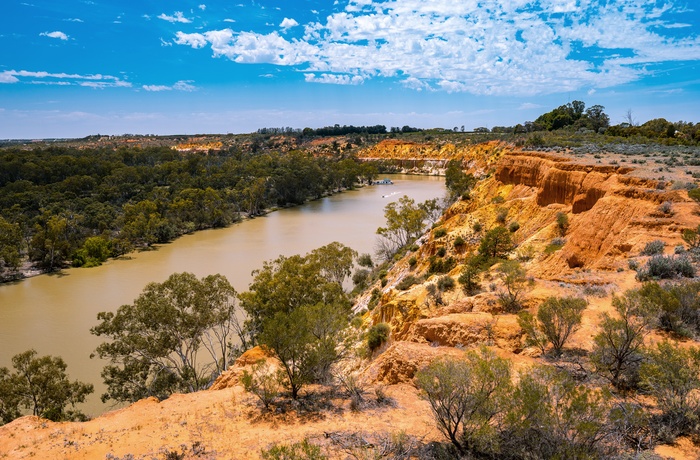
left=172, top=0, right=700, bottom=96
left=142, top=80, right=197, bottom=92
left=0, top=70, right=131, bottom=88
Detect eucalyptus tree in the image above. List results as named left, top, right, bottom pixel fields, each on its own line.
left=91, top=272, right=241, bottom=403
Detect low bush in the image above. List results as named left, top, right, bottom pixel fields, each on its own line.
left=367, top=323, right=391, bottom=352
left=495, top=208, right=508, bottom=224
left=640, top=240, right=665, bottom=256
left=261, top=439, right=327, bottom=460
left=396, top=275, right=421, bottom=291
left=640, top=341, right=700, bottom=442
left=433, top=227, right=447, bottom=238
left=436, top=275, right=455, bottom=292
left=636, top=255, right=695, bottom=280
left=428, top=256, right=456, bottom=275
left=518, top=296, right=587, bottom=356
left=556, top=212, right=569, bottom=236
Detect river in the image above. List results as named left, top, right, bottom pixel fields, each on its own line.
left=0, top=174, right=445, bottom=417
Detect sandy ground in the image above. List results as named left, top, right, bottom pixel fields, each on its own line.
left=0, top=383, right=439, bottom=459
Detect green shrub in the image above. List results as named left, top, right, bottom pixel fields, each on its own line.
left=689, top=188, right=700, bottom=202
left=640, top=341, right=700, bottom=442
left=590, top=291, right=655, bottom=390
left=436, top=275, right=455, bottom=292
left=543, top=237, right=566, bottom=255
left=458, top=259, right=482, bottom=295
left=433, top=227, right=447, bottom=238
left=367, top=323, right=391, bottom=352
left=658, top=201, right=673, bottom=214
left=640, top=240, right=665, bottom=256
left=396, top=275, right=420, bottom=291
left=496, top=260, right=531, bottom=313
left=240, top=359, right=282, bottom=411
left=636, top=255, right=695, bottom=280
left=415, top=348, right=512, bottom=456
left=495, top=208, right=508, bottom=224
left=638, top=280, right=700, bottom=338
left=352, top=268, right=370, bottom=290
left=556, top=212, right=569, bottom=236
left=518, top=296, right=587, bottom=356
left=682, top=224, right=700, bottom=250
left=508, top=221, right=520, bottom=232
left=367, top=288, right=381, bottom=311
left=453, top=235, right=466, bottom=248
left=501, top=366, right=610, bottom=459
left=261, top=439, right=327, bottom=460
left=408, top=256, right=417, bottom=267
left=477, top=226, right=513, bottom=261
left=472, top=221, right=483, bottom=233
left=428, top=256, right=456, bottom=274
left=357, top=253, right=374, bottom=268
left=436, top=246, right=447, bottom=257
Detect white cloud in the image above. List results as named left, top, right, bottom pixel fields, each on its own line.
left=40, top=31, right=68, bottom=40
left=304, top=73, right=364, bottom=85
left=0, top=69, right=131, bottom=88
left=143, top=80, right=197, bottom=92
left=518, top=103, right=543, bottom=110
left=173, top=0, right=700, bottom=95
left=143, top=85, right=170, bottom=92
left=158, top=11, right=192, bottom=24
left=0, top=73, right=19, bottom=84
left=280, top=18, right=299, bottom=30
left=173, top=80, right=196, bottom=91
left=199, top=4, right=206, bottom=10
left=160, top=38, right=173, bottom=47
left=224, top=19, right=235, bottom=23
left=66, top=18, right=83, bottom=22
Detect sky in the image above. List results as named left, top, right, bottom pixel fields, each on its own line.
left=1, top=0, right=699, bottom=139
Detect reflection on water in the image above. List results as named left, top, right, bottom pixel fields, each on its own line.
left=0, top=175, right=444, bottom=416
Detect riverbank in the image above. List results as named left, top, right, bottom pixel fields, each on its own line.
left=1, top=181, right=392, bottom=285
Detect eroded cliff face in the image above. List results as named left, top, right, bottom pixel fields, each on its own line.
left=492, top=151, right=695, bottom=274
left=360, top=143, right=699, bottom=389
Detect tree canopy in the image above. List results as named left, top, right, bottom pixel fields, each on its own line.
left=239, top=243, right=355, bottom=399
left=91, top=272, right=240, bottom=403
left=0, top=145, right=369, bottom=279
left=0, top=350, right=93, bottom=424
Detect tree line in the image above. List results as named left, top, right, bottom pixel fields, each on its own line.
left=0, top=145, right=377, bottom=279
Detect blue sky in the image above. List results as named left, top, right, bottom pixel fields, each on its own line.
left=1, top=0, right=699, bottom=139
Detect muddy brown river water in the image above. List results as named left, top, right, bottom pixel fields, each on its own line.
left=0, top=175, right=445, bottom=416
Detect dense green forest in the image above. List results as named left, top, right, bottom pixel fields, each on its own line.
left=0, top=145, right=377, bottom=279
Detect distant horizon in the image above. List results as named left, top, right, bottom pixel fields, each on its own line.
left=2, top=0, right=699, bottom=139
left=1, top=111, right=698, bottom=143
